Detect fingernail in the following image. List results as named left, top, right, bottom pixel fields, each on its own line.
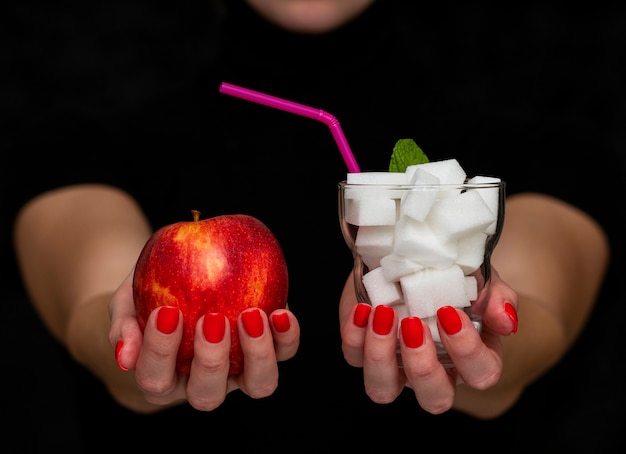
left=242, top=309, right=264, bottom=338
left=401, top=317, right=424, bottom=349
left=115, top=340, right=128, bottom=371
left=156, top=306, right=179, bottom=334
left=271, top=312, right=290, bottom=333
left=203, top=312, right=226, bottom=343
left=373, top=305, right=395, bottom=335
left=437, top=306, right=462, bottom=335
left=504, top=302, right=518, bottom=334
left=353, top=303, right=371, bottom=328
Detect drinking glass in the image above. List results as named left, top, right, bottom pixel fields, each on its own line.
left=338, top=179, right=505, bottom=367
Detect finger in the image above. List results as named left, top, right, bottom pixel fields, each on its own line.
left=235, top=308, right=279, bottom=399
left=341, top=303, right=371, bottom=367
left=268, top=309, right=300, bottom=362
left=186, top=313, right=231, bottom=411
left=339, top=272, right=359, bottom=323
left=109, top=272, right=143, bottom=370
left=362, top=305, right=403, bottom=404
left=482, top=270, right=519, bottom=336
left=134, top=306, right=185, bottom=403
left=399, top=316, right=456, bottom=414
left=436, top=306, right=502, bottom=389
left=108, top=272, right=136, bottom=339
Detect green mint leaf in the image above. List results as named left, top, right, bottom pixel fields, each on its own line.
left=388, top=139, right=429, bottom=172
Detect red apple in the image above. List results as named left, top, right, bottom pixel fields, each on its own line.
left=133, top=211, right=289, bottom=375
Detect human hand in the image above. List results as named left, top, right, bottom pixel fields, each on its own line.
left=109, top=271, right=300, bottom=411
left=339, top=268, right=518, bottom=414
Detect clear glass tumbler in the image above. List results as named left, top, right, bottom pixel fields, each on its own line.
left=338, top=179, right=505, bottom=367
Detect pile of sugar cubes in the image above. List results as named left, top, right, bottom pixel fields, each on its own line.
left=344, top=158, right=501, bottom=341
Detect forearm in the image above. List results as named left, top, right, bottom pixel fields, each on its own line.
left=14, top=184, right=161, bottom=411
left=453, top=193, right=609, bottom=418
left=14, top=184, right=151, bottom=340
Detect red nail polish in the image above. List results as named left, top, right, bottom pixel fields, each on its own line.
left=115, top=340, right=128, bottom=371
left=156, top=306, right=179, bottom=334
left=353, top=303, right=372, bottom=328
left=401, top=317, right=424, bottom=349
left=203, top=312, right=226, bottom=343
left=504, top=302, right=518, bottom=334
left=373, top=305, right=395, bottom=335
left=271, top=312, right=290, bottom=333
left=437, top=306, right=462, bottom=335
left=242, top=309, right=264, bottom=338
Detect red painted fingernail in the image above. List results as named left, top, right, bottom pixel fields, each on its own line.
left=203, top=312, right=226, bottom=343
left=242, top=309, right=264, bottom=338
left=504, top=302, right=518, bottom=334
left=401, top=317, right=424, bottom=349
left=437, top=306, right=462, bottom=335
left=115, top=340, right=128, bottom=371
left=373, top=305, right=395, bottom=335
left=156, top=306, right=179, bottom=334
left=353, top=303, right=372, bottom=328
left=271, top=312, right=290, bottom=333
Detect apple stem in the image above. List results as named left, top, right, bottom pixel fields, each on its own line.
left=191, top=210, right=201, bottom=222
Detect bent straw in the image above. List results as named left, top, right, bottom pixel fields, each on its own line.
left=219, top=82, right=360, bottom=172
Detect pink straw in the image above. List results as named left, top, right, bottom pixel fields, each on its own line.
left=219, top=82, right=360, bottom=172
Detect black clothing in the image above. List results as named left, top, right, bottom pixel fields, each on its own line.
left=3, top=1, right=626, bottom=451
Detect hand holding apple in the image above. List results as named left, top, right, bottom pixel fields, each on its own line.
left=133, top=211, right=289, bottom=375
